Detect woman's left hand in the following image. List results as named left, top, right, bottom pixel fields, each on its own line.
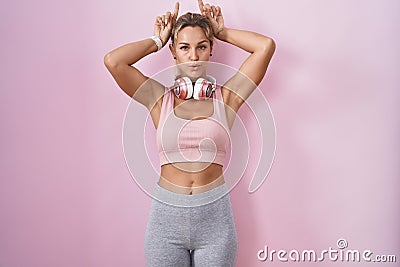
left=198, top=0, right=224, bottom=38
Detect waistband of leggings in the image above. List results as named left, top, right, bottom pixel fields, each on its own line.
left=152, top=182, right=229, bottom=207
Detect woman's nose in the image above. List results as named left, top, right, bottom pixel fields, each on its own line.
left=189, top=48, right=199, bottom=61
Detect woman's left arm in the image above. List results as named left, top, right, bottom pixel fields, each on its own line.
left=218, top=27, right=276, bottom=86
left=199, top=1, right=276, bottom=113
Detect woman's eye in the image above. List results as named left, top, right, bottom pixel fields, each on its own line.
left=199, top=46, right=207, bottom=50
left=180, top=46, right=189, bottom=50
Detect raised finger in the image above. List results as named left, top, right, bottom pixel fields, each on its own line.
left=173, top=2, right=180, bottom=19
left=198, top=0, right=205, bottom=13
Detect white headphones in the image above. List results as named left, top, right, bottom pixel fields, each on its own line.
left=172, top=75, right=217, bottom=100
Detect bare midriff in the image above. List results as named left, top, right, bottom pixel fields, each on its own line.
left=158, top=162, right=225, bottom=195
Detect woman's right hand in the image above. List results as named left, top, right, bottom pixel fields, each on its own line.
left=154, top=2, right=180, bottom=47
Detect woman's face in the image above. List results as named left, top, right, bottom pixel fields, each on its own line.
left=170, top=26, right=212, bottom=80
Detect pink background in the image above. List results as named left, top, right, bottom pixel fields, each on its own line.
left=1, top=0, right=399, bottom=266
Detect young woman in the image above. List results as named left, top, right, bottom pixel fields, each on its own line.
left=104, top=1, right=275, bottom=266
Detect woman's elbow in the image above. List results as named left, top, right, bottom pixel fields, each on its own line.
left=261, top=37, right=276, bottom=55
left=104, top=52, right=118, bottom=70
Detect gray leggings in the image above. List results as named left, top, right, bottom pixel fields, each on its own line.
left=144, top=183, right=238, bottom=267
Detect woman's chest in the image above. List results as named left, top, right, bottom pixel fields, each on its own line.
left=173, top=97, right=214, bottom=120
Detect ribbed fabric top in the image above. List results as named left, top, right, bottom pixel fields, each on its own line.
left=156, top=85, right=230, bottom=166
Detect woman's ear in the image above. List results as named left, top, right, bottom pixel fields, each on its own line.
left=169, top=44, right=176, bottom=60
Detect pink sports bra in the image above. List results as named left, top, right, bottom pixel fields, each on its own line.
left=156, top=84, right=230, bottom=167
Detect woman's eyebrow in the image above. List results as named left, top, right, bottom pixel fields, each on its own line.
left=178, top=40, right=208, bottom=45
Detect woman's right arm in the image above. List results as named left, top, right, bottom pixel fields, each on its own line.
left=103, top=3, right=179, bottom=110
left=104, top=39, right=158, bottom=96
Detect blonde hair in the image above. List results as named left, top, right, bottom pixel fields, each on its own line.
left=171, top=12, right=214, bottom=47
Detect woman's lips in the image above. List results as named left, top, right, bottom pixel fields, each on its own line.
left=178, top=62, right=207, bottom=76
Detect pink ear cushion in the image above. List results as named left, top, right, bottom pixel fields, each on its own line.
left=174, top=77, right=193, bottom=99
left=193, top=78, right=213, bottom=100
